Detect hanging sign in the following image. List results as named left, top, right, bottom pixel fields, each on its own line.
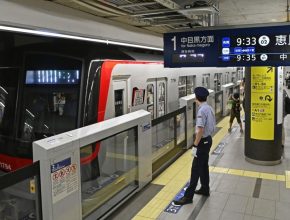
left=164, top=23, right=290, bottom=67
left=250, top=67, right=275, bottom=140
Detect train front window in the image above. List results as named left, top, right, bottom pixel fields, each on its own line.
left=19, top=70, right=80, bottom=141
left=0, top=68, right=19, bottom=137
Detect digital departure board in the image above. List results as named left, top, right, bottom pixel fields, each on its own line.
left=164, top=23, right=290, bottom=67
left=25, top=70, right=80, bottom=85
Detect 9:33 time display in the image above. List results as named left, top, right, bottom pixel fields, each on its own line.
left=236, top=37, right=257, bottom=46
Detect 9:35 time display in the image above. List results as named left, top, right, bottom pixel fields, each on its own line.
left=236, top=54, right=256, bottom=61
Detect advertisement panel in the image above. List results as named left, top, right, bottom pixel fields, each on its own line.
left=250, top=67, right=275, bottom=140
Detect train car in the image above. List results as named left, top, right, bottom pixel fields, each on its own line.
left=0, top=29, right=244, bottom=175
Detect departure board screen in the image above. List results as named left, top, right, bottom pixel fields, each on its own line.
left=218, top=34, right=290, bottom=64
left=164, top=23, right=290, bottom=67
left=25, top=70, right=80, bottom=85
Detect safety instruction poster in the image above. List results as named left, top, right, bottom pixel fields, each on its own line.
left=251, top=67, right=275, bottom=140
left=51, top=157, right=78, bottom=204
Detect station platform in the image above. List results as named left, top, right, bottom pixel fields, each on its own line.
left=111, top=114, right=290, bottom=220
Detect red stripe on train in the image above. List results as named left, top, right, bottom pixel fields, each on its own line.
left=80, top=61, right=117, bottom=164
left=0, top=154, right=32, bottom=171
left=80, top=60, right=158, bottom=164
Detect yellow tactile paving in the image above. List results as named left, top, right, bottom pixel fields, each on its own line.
left=209, top=166, right=214, bottom=172
left=228, top=168, right=244, bottom=176
left=132, top=216, right=153, bottom=220
left=286, top=171, right=290, bottom=188
left=212, top=166, right=229, bottom=173
left=277, top=175, right=286, bottom=181
left=152, top=177, right=171, bottom=185
left=260, top=172, right=277, bottom=180
left=210, top=116, right=230, bottom=154
left=243, top=170, right=260, bottom=178
left=285, top=171, right=290, bottom=181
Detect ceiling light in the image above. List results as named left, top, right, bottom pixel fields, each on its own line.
left=0, top=25, right=163, bottom=51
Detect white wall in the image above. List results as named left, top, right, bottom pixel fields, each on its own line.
left=0, top=0, right=163, bottom=49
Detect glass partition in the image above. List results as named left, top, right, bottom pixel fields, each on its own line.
left=0, top=162, right=42, bottom=220
left=215, top=91, right=223, bottom=121
left=80, top=127, right=138, bottom=219
left=151, top=118, right=175, bottom=163
left=151, top=107, right=186, bottom=175
left=176, top=112, right=186, bottom=146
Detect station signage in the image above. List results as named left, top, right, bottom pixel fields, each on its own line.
left=250, top=67, right=275, bottom=140
left=164, top=23, right=290, bottom=67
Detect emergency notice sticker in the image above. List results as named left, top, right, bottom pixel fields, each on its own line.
left=51, top=157, right=78, bottom=204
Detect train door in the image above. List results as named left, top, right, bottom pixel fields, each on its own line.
left=113, top=80, right=128, bottom=117
left=202, top=74, right=210, bottom=89
left=225, top=72, right=230, bottom=84
left=178, top=76, right=187, bottom=98
left=214, top=73, right=222, bottom=92
left=186, top=75, right=196, bottom=95
left=146, top=78, right=167, bottom=119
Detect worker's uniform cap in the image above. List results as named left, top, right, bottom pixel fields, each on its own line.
left=194, top=87, right=209, bottom=97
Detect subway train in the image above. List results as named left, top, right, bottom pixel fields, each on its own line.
left=0, top=28, right=245, bottom=220
left=0, top=29, right=243, bottom=174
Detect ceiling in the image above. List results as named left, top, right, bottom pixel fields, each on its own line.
left=45, top=0, right=290, bottom=34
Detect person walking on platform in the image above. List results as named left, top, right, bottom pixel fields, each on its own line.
left=173, top=87, right=216, bottom=206
left=228, top=92, right=243, bottom=133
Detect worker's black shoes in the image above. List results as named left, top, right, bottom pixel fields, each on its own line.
left=194, top=188, right=210, bottom=196
left=173, top=196, right=193, bottom=205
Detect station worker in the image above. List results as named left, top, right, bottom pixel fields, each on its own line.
left=174, top=86, right=216, bottom=205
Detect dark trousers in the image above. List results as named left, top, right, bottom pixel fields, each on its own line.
left=184, top=136, right=212, bottom=199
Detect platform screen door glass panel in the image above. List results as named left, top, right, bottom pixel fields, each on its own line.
left=215, top=92, right=223, bottom=119
left=0, top=162, right=41, bottom=220
left=151, top=118, right=175, bottom=164
left=80, top=127, right=138, bottom=219
left=176, top=112, right=186, bottom=146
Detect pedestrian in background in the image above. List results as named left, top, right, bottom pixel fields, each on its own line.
left=174, top=87, right=216, bottom=205
left=228, top=92, right=243, bottom=133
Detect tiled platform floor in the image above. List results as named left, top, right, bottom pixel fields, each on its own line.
left=132, top=113, right=290, bottom=220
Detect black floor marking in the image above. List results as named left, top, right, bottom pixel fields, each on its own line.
left=253, top=178, right=262, bottom=198
left=189, top=196, right=209, bottom=219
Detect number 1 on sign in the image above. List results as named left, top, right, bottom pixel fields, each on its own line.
left=171, top=36, right=176, bottom=51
